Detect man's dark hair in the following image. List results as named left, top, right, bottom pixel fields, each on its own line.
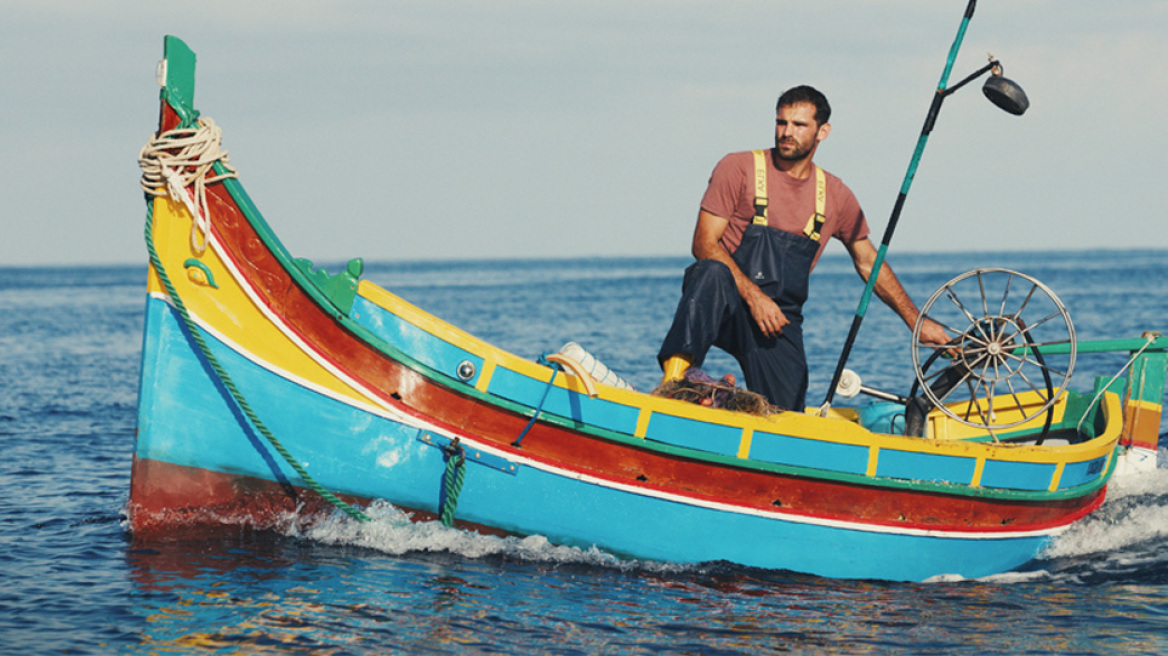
left=777, top=85, right=831, bottom=125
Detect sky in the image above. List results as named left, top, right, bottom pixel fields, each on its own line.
left=2, top=1, right=1166, bottom=267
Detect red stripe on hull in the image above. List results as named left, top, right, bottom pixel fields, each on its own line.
left=127, top=456, right=510, bottom=539
left=476, top=429, right=1107, bottom=534
left=128, top=455, right=344, bottom=537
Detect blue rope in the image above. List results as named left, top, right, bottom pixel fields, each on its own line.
left=511, top=355, right=560, bottom=448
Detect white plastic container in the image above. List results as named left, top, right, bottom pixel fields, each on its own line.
left=557, top=342, right=635, bottom=391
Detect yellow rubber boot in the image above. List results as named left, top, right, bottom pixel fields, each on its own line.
left=660, top=354, right=694, bottom=386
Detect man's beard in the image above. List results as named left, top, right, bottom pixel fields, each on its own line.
left=774, top=137, right=813, bottom=162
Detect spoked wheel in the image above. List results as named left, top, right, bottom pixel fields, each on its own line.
left=911, top=268, right=1076, bottom=434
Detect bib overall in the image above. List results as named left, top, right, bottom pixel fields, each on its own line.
left=658, top=151, right=825, bottom=410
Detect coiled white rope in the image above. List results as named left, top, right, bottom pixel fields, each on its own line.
left=138, top=117, right=238, bottom=254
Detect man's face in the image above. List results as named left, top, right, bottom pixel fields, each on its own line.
left=774, top=102, right=829, bottom=162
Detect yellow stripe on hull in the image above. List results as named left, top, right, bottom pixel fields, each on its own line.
left=149, top=196, right=379, bottom=409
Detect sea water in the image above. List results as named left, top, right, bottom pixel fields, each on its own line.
left=3, top=251, right=1168, bottom=654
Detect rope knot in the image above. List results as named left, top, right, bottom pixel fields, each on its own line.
left=138, top=116, right=238, bottom=254
left=443, top=437, right=466, bottom=465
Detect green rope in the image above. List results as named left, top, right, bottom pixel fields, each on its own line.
left=439, top=439, right=467, bottom=527
left=143, top=202, right=371, bottom=523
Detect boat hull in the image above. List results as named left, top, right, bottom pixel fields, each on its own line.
left=131, top=295, right=1095, bottom=580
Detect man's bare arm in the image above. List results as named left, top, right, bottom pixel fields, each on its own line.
left=843, top=237, right=949, bottom=345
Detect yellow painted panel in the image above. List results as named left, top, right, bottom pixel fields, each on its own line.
left=1048, top=462, right=1066, bottom=492
left=737, top=428, right=754, bottom=459
left=926, top=391, right=1069, bottom=441
left=970, top=457, right=986, bottom=487
left=474, top=359, right=497, bottom=393
left=634, top=408, right=651, bottom=439
left=149, top=196, right=373, bottom=407
left=1126, top=403, right=1163, bottom=449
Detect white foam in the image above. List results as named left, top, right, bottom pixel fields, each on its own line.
left=921, top=573, right=968, bottom=584
left=289, top=501, right=689, bottom=574
left=975, top=569, right=1053, bottom=585
left=1040, top=465, right=1168, bottom=561
left=1110, top=451, right=1168, bottom=498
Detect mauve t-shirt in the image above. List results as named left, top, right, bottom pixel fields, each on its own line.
left=700, top=149, right=869, bottom=269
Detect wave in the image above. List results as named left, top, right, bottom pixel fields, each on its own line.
left=1001, top=452, right=1168, bottom=585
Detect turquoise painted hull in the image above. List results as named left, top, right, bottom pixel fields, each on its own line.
left=136, top=295, right=1053, bottom=581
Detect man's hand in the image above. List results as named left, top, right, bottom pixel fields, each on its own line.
left=914, top=317, right=957, bottom=361
left=915, top=316, right=949, bottom=347
left=692, top=209, right=792, bottom=338
left=744, top=286, right=790, bottom=338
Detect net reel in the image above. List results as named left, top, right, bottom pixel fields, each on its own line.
left=910, top=268, right=1076, bottom=432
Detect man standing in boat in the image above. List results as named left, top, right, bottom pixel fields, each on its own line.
left=658, top=85, right=948, bottom=411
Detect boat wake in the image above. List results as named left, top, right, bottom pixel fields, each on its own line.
left=988, top=449, right=1168, bottom=585
left=287, top=501, right=691, bottom=575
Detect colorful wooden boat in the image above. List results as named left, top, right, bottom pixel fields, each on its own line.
left=130, top=36, right=1166, bottom=581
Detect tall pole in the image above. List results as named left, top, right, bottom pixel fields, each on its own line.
left=821, top=0, right=978, bottom=410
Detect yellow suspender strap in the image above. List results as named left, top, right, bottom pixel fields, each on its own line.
left=751, top=150, right=768, bottom=226
left=754, top=151, right=827, bottom=240
left=802, top=166, right=827, bottom=241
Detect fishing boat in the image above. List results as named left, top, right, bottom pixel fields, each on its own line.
left=130, top=31, right=1165, bottom=581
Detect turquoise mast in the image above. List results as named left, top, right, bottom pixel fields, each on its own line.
left=822, top=0, right=992, bottom=410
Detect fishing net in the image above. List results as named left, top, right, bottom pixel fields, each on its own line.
left=651, top=368, right=777, bottom=416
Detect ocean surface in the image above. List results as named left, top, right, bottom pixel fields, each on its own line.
left=4, top=250, right=1168, bottom=654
